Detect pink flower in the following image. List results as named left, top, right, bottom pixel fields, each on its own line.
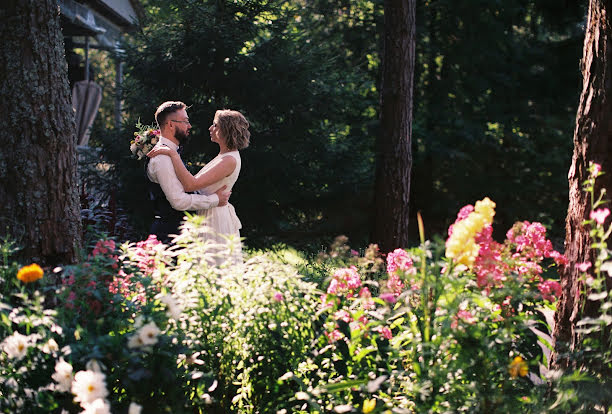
left=327, top=266, right=361, bottom=296
left=374, top=326, right=393, bottom=340
left=386, top=248, right=414, bottom=275
left=379, top=293, right=397, bottom=304
left=325, top=329, right=344, bottom=343
left=590, top=208, right=610, bottom=225
left=386, top=274, right=404, bottom=295
left=538, top=280, right=562, bottom=302
left=591, top=162, right=602, bottom=177
left=334, top=310, right=351, bottom=323
left=350, top=249, right=359, bottom=257
left=359, top=287, right=375, bottom=310
left=456, top=309, right=476, bottom=324
left=273, top=292, right=284, bottom=302
left=549, top=250, right=568, bottom=267
left=576, top=262, right=591, bottom=272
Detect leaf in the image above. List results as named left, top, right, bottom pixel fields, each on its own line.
left=336, top=338, right=351, bottom=361
left=325, top=378, right=367, bottom=393
left=354, top=347, right=375, bottom=362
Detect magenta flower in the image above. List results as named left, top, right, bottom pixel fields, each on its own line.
left=386, top=248, right=414, bottom=275
left=327, top=266, right=361, bottom=296
left=590, top=208, right=610, bottom=225
left=379, top=293, right=397, bottom=304
left=273, top=292, right=284, bottom=302
left=386, top=274, right=404, bottom=295
left=538, top=280, right=562, bottom=302
left=457, top=309, right=476, bottom=324
left=374, top=326, right=393, bottom=340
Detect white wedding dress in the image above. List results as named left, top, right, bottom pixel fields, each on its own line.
left=195, top=151, right=242, bottom=265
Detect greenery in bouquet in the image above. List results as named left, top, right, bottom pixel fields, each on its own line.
left=130, top=120, right=160, bottom=160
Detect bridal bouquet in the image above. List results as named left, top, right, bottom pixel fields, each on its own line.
left=130, top=120, right=160, bottom=160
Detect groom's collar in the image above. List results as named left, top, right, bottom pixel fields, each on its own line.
left=159, top=136, right=179, bottom=151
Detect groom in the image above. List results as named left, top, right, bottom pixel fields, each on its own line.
left=147, top=101, right=230, bottom=243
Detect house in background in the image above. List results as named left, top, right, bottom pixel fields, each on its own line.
left=58, top=0, right=143, bottom=145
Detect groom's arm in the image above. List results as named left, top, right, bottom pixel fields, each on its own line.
left=149, top=156, right=219, bottom=211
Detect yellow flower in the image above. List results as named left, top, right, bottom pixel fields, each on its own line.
left=363, top=398, right=376, bottom=413
left=508, top=356, right=528, bottom=378
left=17, top=264, right=43, bottom=283
left=445, top=197, right=496, bottom=267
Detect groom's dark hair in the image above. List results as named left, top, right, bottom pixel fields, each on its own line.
left=155, top=101, right=187, bottom=127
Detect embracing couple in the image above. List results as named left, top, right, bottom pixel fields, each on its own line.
left=146, top=101, right=250, bottom=265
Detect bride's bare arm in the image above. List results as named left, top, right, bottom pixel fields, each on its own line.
left=147, top=147, right=236, bottom=192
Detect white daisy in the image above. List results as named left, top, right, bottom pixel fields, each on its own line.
left=128, top=402, right=142, bottom=414
left=81, top=398, right=111, bottom=414
left=51, top=358, right=73, bottom=392
left=138, top=322, right=161, bottom=346
left=2, top=332, right=31, bottom=360
left=127, top=334, right=144, bottom=349
left=71, top=370, right=108, bottom=406
left=158, top=294, right=182, bottom=320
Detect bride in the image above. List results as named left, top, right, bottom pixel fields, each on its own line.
left=147, top=109, right=250, bottom=264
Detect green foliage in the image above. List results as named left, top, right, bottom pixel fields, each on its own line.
left=548, top=164, right=612, bottom=412
left=411, top=0, right=585, bottom=240
left=85, top=0, right=586, bottom=250
left=95, top=0, right=381, bottom=246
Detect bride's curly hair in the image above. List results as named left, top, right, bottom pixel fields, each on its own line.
left=215, top=110, right=250, bottom=150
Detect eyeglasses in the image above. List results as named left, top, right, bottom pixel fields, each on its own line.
left=171, top=119, right=191, bottom=125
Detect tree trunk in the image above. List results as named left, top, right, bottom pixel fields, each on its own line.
left=553, top=0, right=612, bottom=368
left=0, top=0, right=82, bottom=265
left=371, top=0, right=416, bottom=253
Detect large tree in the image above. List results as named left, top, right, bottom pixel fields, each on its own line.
left=553, top=0, right=612, bottom=368
left=371, top=0, right=416, bottom=252
left=0, top=0, right=81, bottom=264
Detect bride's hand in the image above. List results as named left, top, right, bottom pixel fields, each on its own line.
left=146, top=146, right=178, bottom=159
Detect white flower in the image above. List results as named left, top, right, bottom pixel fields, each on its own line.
left=158, top=294, right=182, bottom=320
left=42, top=338, right=59, bottom=354
left=71, top=370, right=108, bottom=406
left=51, top=358, right=73, bottom=392
left=127, top=334, right=144, bottom=349
left=138, top=322, right=161, bottom=346
left=130, top=143, right=137, bottom=153
left=128, top=402, right=142, bottom=414
left=81, top=398, right=111, bottom=414
left=2, top=332, right=31, bottom=360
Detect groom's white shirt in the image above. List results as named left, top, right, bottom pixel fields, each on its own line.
left=147, top=136, right=219, bottom=211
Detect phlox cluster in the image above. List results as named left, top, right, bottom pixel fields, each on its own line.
left=321, top=266, right=393, bottom=343
left=325, top=266, right=362, bottom=298
left=446, top=199, right=565, bottom=303
left=385, top=248, right=417, bottom=299
left=131, top=235, right=163, bottom=276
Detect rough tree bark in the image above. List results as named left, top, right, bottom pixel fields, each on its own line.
left=0, top=0, right=82, bottom=265
left=371, top=0, right=416, bottom=253
left=553, top=0, right=612, bottom=367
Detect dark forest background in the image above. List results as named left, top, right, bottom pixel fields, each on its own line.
left=83, top=0, right=586, bottom=252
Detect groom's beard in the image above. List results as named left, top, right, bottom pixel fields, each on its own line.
left=175, top=129, right=190, bottom=145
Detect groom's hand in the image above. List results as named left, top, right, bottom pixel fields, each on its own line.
left=215, top=185, right=231, bottom=206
